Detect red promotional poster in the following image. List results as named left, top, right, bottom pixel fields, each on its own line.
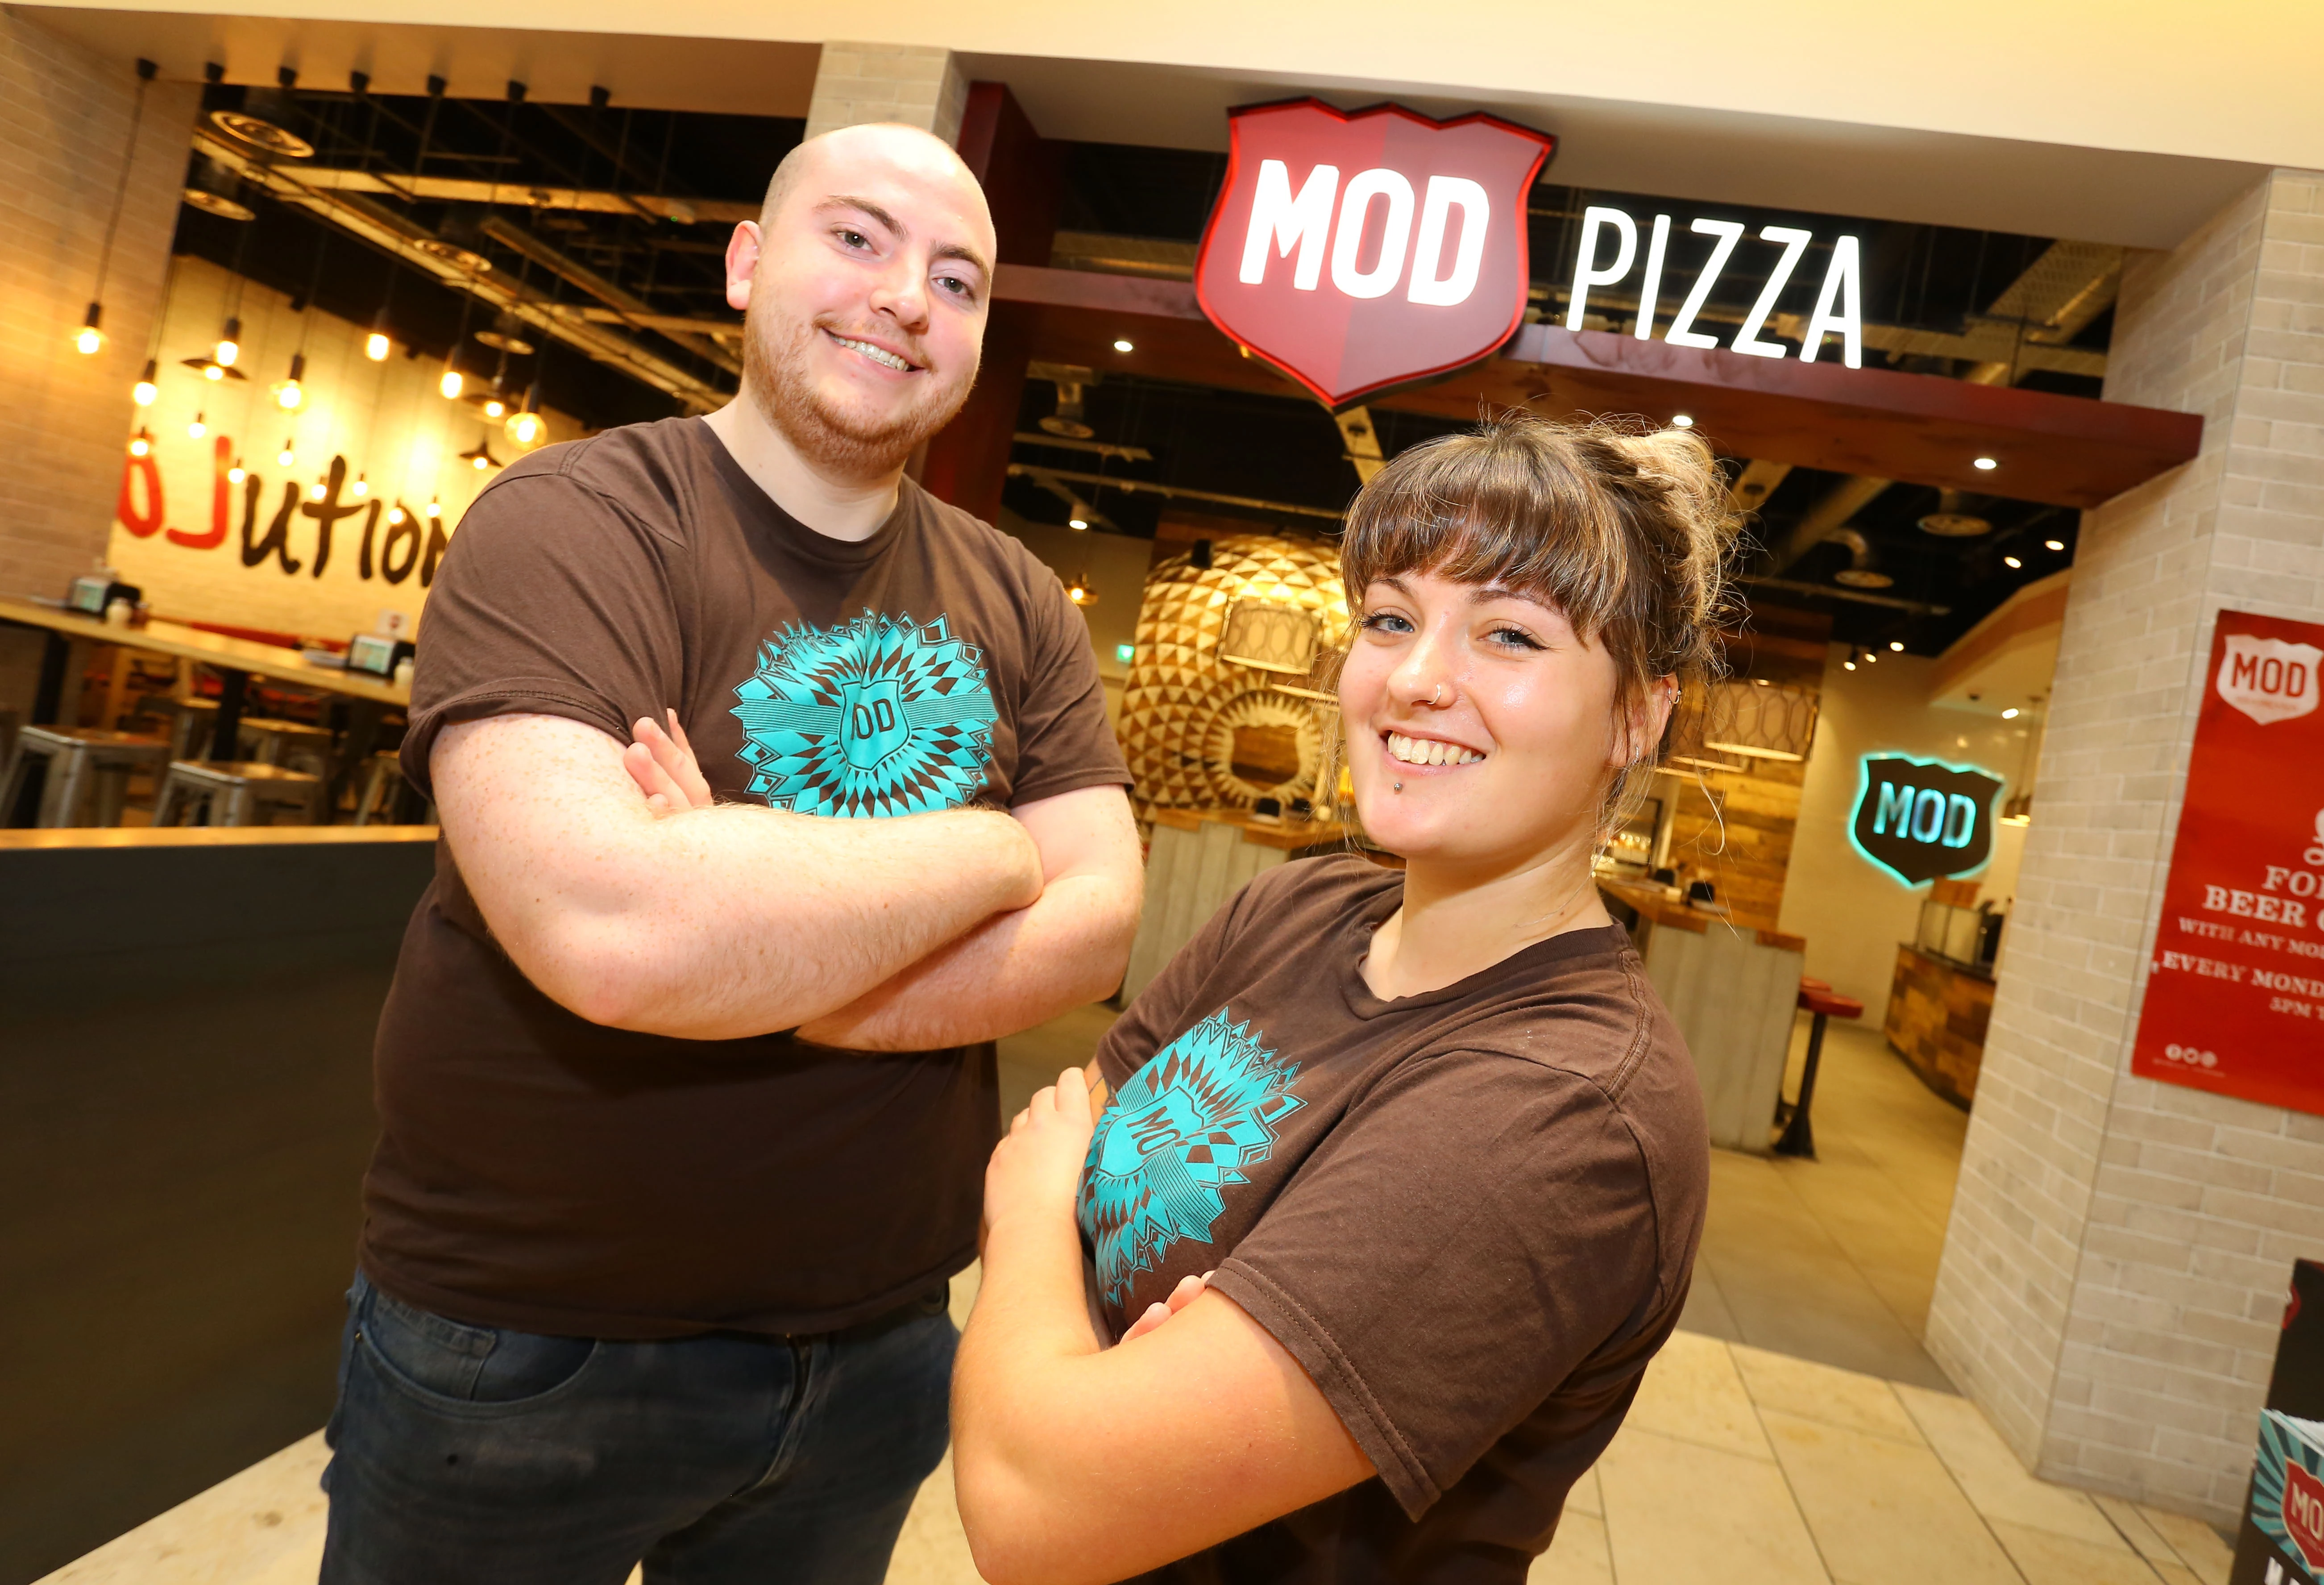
left=2133, top=610, right=2324, bottom=1111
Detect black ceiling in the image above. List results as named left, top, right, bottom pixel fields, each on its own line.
left=176, top=81, right=2102, bottom=656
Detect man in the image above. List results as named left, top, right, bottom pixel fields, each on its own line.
left=319, top=123, right=1143, bottom=1584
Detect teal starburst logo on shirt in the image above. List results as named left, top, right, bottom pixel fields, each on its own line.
left=730, top=610, right=998, bottom=817
left=1078, top=1008, right=1304, bottom=1307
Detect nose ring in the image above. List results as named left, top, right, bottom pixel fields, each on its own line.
left=1430, top=685, right=1447, bottom=706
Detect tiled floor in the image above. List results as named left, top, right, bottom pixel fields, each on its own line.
left=39, top=1321, right=2236, bottom=1585
left=35, top=1008, right=2245, bottom=1585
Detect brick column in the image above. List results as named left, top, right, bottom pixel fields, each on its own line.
left=1927, top=168, right=2324, bottom=1523
left=0, top=14, right=196, bottom=604
left=804, top=42, right=969, bottom=145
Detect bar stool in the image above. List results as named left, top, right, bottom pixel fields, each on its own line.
left=350, top=751, right=430, bottom=825
left=237, top=717, right=336, bottom=776
left=1772, top=981, right=1865, bottom=1159
left=152, top=760, right=325, bottom=827
left=133, top=695, right=222, bottom=761
left=0, top=726, right=174, bottom=827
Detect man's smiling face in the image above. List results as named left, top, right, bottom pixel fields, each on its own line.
left=731, top=124, right=996, bottom=480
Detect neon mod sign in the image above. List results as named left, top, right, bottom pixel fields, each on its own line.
left=1849, top=755, right=2004, bottom=886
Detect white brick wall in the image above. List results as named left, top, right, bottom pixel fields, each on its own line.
left=0, top=12, right=197, bottom=602
left=1928, top=168, right=2324, bottom=1525
left=803, top=42, right=968, bottom=145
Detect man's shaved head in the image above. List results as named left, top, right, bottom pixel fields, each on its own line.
left=761, top=122, right=988, bottom=238
left=724, top=118, right=997, bottom=485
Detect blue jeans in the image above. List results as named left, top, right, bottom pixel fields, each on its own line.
left=320, top=1271, right=956, bottom=1585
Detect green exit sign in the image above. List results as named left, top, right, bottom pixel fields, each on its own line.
left=1115, top=643, right=1136, bottom=664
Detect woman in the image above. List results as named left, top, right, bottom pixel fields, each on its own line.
left=954, top=412, right=1726, bottom=1585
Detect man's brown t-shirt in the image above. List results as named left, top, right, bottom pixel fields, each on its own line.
left=364, top=415, right=1129, bottom=1339
left=1083, top=855, right=1708, bottom=1581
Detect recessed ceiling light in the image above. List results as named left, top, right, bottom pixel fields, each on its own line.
left=1972, top=456, right=1998, bottom=471
left=2004, top=555, right=2023, bottom=568
left=1112, top=338, right=1134, bottom=353
left=2045, top=539, right=2065, bottom=551
left=1671, top=413, right=1694, bottom=428
left=2002, top=707, right=2019, bottom=719
left=1889, top=641, right=1904, bottom=652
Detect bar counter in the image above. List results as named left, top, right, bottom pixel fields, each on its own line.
left=0, top=825, right=436, bottom=1580
left=1122, top=807, right=1355, bottom=1003
left=1598, top=877, right=1807, bottom=1155
left=1883, top=942, right=1993, bottom=1108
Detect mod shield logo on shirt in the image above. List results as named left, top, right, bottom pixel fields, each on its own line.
left=1194, top=99, right=1554, bottom=409
left=1078, top=1008, right=1304, bottom=1308
left=1849, top=755, right=2004, bottom=886
left=730, top=610, right=997, bottom=817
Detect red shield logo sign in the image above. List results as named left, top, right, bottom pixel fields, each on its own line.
left=1195, top=99, right=1552, bottom=410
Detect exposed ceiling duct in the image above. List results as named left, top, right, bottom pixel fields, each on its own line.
left=193, top=123, right=733, bottom=412
left=1822, top=526, right=1893, bottom=589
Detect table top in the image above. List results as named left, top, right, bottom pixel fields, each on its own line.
left=0, top=824, right=437, bottom=850
left=1598, top=877, right=1807, bottom=953
left=0, top=595, right=410, bottom=707
left=1147, top=805, right=1355, bottom=851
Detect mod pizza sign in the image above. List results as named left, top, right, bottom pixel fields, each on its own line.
left=1194, top=98, right=1553, bottom=409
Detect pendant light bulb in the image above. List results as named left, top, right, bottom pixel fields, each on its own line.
left=482, top=397, right=506, bottom=420
left=309, top=479, right=328, bottom=502
left=352, top=473, right=369, bottom=498
left=132, top=358, right=158, bottom=406
left=506, top=410, right=544, bottom=449
left=439, top=367, right=464, bottom=400
left=128, top=427, right=151, bottom=457
left=214, top=319, right=241, bottom=368
left=277, top=439, right=296, bottom=468
left=187, top=412, right=206, bottom=440
left=203, top=362, right=224, bottom=382
left=386, top=505, right=406, bottom=526
left=365, top=331, right=390, bottom=361
left=228, top=457, right=246, bottom=484
left=74, top=301, right=105, bottom=355
left=271, top=351, right=306, bottom=411
left=425, top=496, right=442, bottom=519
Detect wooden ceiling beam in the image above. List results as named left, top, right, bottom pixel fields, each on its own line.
left=987, top=265, right=2200, bottom=511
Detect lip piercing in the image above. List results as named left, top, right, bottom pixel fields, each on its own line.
left=1393, top=781, right=1403, bottom=792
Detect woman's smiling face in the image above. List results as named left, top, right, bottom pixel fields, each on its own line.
left=1339, top=570, right=1628, bottom=869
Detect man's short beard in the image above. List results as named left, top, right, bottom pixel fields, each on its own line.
left=744, top=309, right=972, bottom=481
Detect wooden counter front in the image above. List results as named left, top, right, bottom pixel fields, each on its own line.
left=1884, top=942, right=1993, bottom=1108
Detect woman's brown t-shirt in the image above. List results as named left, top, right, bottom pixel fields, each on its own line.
left=1085, top=855, right=1710, bottom=1582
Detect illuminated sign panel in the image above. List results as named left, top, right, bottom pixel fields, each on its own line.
left=1849, top=755, right=2003, bottom=885
left=1565, top=206, right=1866, bottom=367
left=1194, top=99, right=1553, bottom=409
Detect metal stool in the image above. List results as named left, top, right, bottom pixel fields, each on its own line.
left=1772, top=981, right=1866, bottom=1159
left=152, top=760, right=326, bottom=826
left=0, top=726, right=172, bottom=827
left=237, top=717, right=336, bottom=776
left=133, top=695, right=221, bottom=761
left=350, top=751, right=427, bottom=825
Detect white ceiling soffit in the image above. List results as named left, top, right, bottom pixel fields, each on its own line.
left=958, top=56, right=2264, bottom=251
left=13, top=8, right=821, bottom=116
left=19, top=8, right=2265, bottom=248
